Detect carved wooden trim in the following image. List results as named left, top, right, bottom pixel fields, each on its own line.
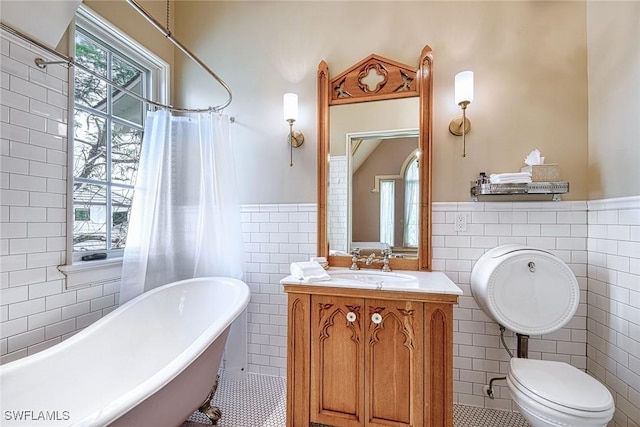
left=318, top=304, right=361, bottom=346
left=368, top=306, right=386, bottom=316
left=368, top=307, right=416, bottom=351
left=317, top=46, right=433, bottom=271
left=418, top=45, right=433, bottom=271
left=317, top=61, right=329, bottom=259
left=317, top=303, right=333, bottom=326
left=329, top=54, right=418, bottom=105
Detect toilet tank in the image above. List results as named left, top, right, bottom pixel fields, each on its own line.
left=470, top=244, right=580, bottom=335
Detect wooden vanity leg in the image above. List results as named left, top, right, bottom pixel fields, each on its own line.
left=287, top=294, right=311, bottom=426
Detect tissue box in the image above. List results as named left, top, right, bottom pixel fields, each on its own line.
left=521, top=164, right=560, bottom=182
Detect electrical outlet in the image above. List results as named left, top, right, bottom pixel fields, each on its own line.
left=455, top=213, right=467, bottom=232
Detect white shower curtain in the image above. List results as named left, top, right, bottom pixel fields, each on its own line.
left=120, top=110, right=244, bottom=303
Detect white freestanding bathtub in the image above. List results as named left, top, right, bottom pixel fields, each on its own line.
left=0, top=277, right=250, bottom=427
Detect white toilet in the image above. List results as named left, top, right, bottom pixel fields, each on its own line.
left=470, top=244, right=615, bottom=427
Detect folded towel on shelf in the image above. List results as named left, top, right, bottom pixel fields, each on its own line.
left=290, top=261, right=331, bottom=282
left=489, top=172, right=532, bottom=184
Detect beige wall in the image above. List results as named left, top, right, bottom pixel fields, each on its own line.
left=174, top=0, right=588, bottom=204
left=83, top=0, right=175, bottom=98
left=587, top=1, right=640, bottom=200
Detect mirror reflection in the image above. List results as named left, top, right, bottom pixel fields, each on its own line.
left=328, top=98, right=419, bottom=259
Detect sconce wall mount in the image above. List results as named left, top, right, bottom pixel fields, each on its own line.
left=286, top=121, right=305, bottom=148
left=284, top=93, right=304, bottom=167
left=448, top=100, right=471, bottom=136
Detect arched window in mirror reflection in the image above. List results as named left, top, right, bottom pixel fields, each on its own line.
left=379, top=180, right=395, bottom=246
left=404, top=156, right=419, bottom=248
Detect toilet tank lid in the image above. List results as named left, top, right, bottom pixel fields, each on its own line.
left=509, top=358, right=614, bottom=412
left=487, top=244, right=554, bottom=258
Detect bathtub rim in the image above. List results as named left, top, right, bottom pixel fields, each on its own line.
left=0, top=276, right=250, bottom=427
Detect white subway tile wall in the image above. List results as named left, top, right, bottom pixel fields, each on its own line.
left=587, top=198, right=640, bottom=427
left=240, top=203, right=317, bottom=377
left=328, top=156, right=347, bottom=253
left=0, top=30, right=119, bottom=364
left=435, top=201, right=590, bottom=412
left=237, top=198, right=637, bottom=423
left=238, top=200, right=594, bottom=413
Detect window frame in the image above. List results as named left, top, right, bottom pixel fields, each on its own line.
left=67, top=6, right=169, bottom=264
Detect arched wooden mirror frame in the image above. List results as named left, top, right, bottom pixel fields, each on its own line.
left=317, top=45, right=433, bottom=271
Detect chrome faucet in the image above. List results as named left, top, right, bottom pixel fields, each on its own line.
left=350, top=248, right=392, bottom=272
left=350, top=248, right=363, bottom=270
left=366, top=249, right=392, bottom=272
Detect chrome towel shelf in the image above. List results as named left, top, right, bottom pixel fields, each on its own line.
left=470, top=182, right=569, bottom=201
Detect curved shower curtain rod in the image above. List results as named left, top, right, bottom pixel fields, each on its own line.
left=0, top=0, right=232, bottom=114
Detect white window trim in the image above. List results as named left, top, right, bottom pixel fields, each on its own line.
left=61, top=5, right=169, bottom=288
left=58, top=257, right=123, bottom=289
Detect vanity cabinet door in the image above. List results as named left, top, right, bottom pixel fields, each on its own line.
left=365, top=299, right=424, bottom=427
left=311, top=295, right=365, bottom=427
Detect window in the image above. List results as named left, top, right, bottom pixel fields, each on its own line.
left=71, top=7, right=167, bottom=260
left=379, top=180, right=395, bottom=246
left=403, top=157, right=419, bottom=247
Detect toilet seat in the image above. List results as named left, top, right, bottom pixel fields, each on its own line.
left=509, top=358, right=614, bottom=416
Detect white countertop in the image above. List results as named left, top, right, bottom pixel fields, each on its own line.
left=281, top=267, right=463, bottom=295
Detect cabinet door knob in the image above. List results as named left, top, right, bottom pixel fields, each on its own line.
left=371, top=313, right=382, bottom=324
left=346, top=312, right=357, bottom=322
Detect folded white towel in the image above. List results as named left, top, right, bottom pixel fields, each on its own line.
left=491, top=177, right=532, bottom=184
left=290, top=261, right=330, bottom=282
left=490, top=172, right=532, bottom=184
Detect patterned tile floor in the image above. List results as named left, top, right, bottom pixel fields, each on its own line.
left=183, top=371, right=529, bottom=427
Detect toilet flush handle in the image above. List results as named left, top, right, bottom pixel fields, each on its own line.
left=528, top=261, right=535, bottom=272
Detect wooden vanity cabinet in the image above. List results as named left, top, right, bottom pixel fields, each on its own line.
left=285, top=285, right=457, bottom=427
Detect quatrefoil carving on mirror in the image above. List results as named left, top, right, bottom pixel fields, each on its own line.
left=357, top=63, right=388, bottom=93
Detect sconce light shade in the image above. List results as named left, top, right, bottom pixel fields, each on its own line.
left=283, top=93, right=298, bottom=122
left=454, top=71, right=474, bottom=105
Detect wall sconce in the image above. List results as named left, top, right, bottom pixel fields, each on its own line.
left=284, top=93, right=304, bottom=167
left=448, top=71, right=474, bottom=158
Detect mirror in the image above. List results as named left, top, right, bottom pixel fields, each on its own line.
left=329, top=111, right=419, bottom=257
left=317, top=47, right=433, bottom=270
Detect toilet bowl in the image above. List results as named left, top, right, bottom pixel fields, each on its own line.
left=508, top=358, right=614, bottom=427
left=470, top=245, right=615, bottom=427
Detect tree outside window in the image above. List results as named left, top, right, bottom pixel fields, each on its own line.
left=72, top=28, right=149, bottom=253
